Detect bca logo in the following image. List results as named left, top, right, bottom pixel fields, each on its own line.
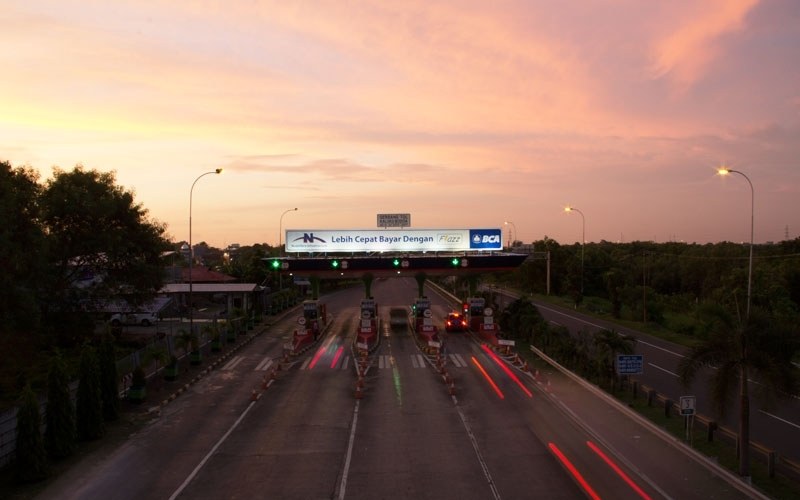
left=472, top=234, right=500, bottom=244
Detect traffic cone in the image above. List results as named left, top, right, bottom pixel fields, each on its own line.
left=522, top=361, right=529, bottom=372
left=357, top=376, right=364, bottom=389
left=448, top=381, right=456, bottom=395
left=355, top=384, right=363, bottom=399
left=250, top=389, right=259, bottom=401
left=262, top=375, right=268, bottom=389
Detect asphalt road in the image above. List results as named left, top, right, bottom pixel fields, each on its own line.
left=490, top=288, right=800, bottom=467
left=37, top=279, right=764, bottom=499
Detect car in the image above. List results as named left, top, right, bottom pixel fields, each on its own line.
left=110, top=312, right=158, bottom=327
left=445, top=312, right=467, bottom=332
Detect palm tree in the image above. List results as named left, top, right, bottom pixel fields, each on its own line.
left=678, top=304, right=800, bottom=478
left=593, top=328, right=636, bottom=391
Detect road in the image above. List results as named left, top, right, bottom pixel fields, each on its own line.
left=490, top=288, right=800, bottom=467
left=38, top=279, right=762, bottom=499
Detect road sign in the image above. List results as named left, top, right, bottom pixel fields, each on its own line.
left=377, top=213, right=411, bottom=227
left=680, top=396, right=696, bottom=416
left=616, top=354, right=643, bottom=375
left=498, top=339, right=515, bottom=346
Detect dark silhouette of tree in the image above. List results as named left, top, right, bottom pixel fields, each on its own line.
left=593, top=329, right=636, bottom=391
left=76, top=345, right=104, bottom=441
left=98, top=336, right=119, bottom=422
left=678, top=305, right=800, bottom=477
left=44, top=352, right=75, bottom=459
left=15, top=384, right=48, bottom=483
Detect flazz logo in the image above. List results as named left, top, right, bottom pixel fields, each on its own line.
left=438, top=234, right=462, bottom=244
left=292, top=233, right=326, bottom=244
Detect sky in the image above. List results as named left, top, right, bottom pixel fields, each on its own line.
left=2, top=0, right=799, bottom=248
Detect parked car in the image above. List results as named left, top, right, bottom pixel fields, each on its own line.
left=110, top=312, right=158, bottom=327
left=445, top=312, right=467, bottom=332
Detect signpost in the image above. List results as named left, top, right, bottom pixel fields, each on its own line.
left=680, top=395, right=696, bottom=444
left=377, top=213, right=411, bottom=228
left=616, top=354, right=643, bottom=375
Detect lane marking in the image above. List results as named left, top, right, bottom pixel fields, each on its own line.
left=453, top=395, right=502, bottom=499
left=759, top=410, right=800, bottom=431
left=169, top=400, right=257, bottom=500
left=254, top=357, right=273, bottom=371
left=337, top=401, right=360, bottom=500
left=221, top=356, right=244, bottom=371
left=647, top=362, right=678, bottom=378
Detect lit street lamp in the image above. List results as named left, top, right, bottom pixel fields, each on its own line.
left=189, top=168, right=223, bottom=335
left=717, top=166, right=754, bottom=318
left=279, top=207, right=298, bottom=256
left=564, top=206, right=585, bottom=294
left=504, top=220, right=517, bottom=248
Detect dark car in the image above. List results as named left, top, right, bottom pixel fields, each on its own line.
left=445, top=312, right=467, bottom=332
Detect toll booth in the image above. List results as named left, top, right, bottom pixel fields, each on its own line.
left=356, top=298, right=379, bottom=351
left=466, top=297, right=485, bottom=331
left=412, top=297, right=439, bottom=344
left=302, top=299, right=327, bottom=339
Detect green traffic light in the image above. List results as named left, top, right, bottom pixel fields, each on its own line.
left=451, top=258, right=460, bottom=266
left=270, top=260, right=280, bottom=270
left=392, top=258, right=400, bottom=267
left=331, top=260, right=339, bottom=268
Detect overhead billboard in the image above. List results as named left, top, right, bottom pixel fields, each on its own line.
left=285, top=228, right=502, bottom=253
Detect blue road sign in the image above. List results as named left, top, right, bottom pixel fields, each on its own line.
left=616, top=354, right=644, bottom=375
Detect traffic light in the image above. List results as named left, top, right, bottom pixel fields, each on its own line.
left=330, top=259, right=340, bottom=269
left=451, top=257, right=460, bottom=267
left=392, top=258, right=401, bottom=267
left=269, top=259, right=281, bottom=270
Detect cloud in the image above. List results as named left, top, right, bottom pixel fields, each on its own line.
left=648, top=0, right=759, bottom=91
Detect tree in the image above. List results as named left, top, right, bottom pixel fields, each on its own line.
left=44, top=352, right=75, bottom=459
left=98, top=336, right=120, bottom=421
left=15, top=384, right=48, bottom=483
left=76, top=345, right=104, bottom=440
left=678, top=305, right=800, bottom=478
left=593, top=329, right=636, bottom=391
left=38, top=166, right=171, bottom=346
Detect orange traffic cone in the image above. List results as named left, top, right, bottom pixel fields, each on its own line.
left=250, top=389, right=259, bottom=401
left=355, top=385, right=364, bottom=399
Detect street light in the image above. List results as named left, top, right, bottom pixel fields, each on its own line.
left=279, top=207, right=298, bottom=256
left=189, top=168, right=223, bottom=336
left=504, top=221, right=517, bottom=248
left=717, top=166, right=754, bottom=318
left=564, top=206, right=585, bottom=294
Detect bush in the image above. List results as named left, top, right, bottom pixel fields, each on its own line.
left=15, top=384, right=48, bottom=483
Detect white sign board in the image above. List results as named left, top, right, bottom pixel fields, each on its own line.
left=285, top=228, right=503, bottom=252
left=377, top=213, right=411, bottom=227
left=498, top=339, right=515, bottom=346
left=680, top=396, right=696, bottom=416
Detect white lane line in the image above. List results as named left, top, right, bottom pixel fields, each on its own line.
left=536, top=303, right=684, bottom=358
left=300, top=357, right=312, bottom=370
left=450, top=353, right=467, bottom=368
left=341, top=356, right=350, bottom=370
left=379, top=355, right=387, bottom=369
left=255, top=357, right=273, bottom=371
left=221, top=356, right=244, bottom=371
left=759, top=410, right=800, bottom=431
left=647, top=362, right=679, bottom=378
left=337, top=400, right=361, bottom=500
left=410, top=354, right=420, bottom=368
left=451, top=394, right=502, bottom=500
left=169, top=400, right=258, bottom=500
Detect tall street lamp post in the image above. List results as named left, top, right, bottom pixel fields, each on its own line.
left=717, top=167, right=756, bottom=479
left=278, top=207, right=298, bottom=290
left=504, top=220, right=517, bottom=248
left=279, top=207, right=298, bottom=256
left=189, top=168, right=222, bottom=336
left=564, top=206, right=585, bottom=294
left=717, top=166, right=754, bottom=319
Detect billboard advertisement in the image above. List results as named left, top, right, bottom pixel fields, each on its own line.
left=285, top=228, right=502, bottom=253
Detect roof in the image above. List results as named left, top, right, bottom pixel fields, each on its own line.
left=161, top=283, right=261, bottom=293
left=181, top=267, right=236, bottom=283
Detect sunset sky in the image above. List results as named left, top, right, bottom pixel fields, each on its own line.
left=2, top=1, right=798, bottom=248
